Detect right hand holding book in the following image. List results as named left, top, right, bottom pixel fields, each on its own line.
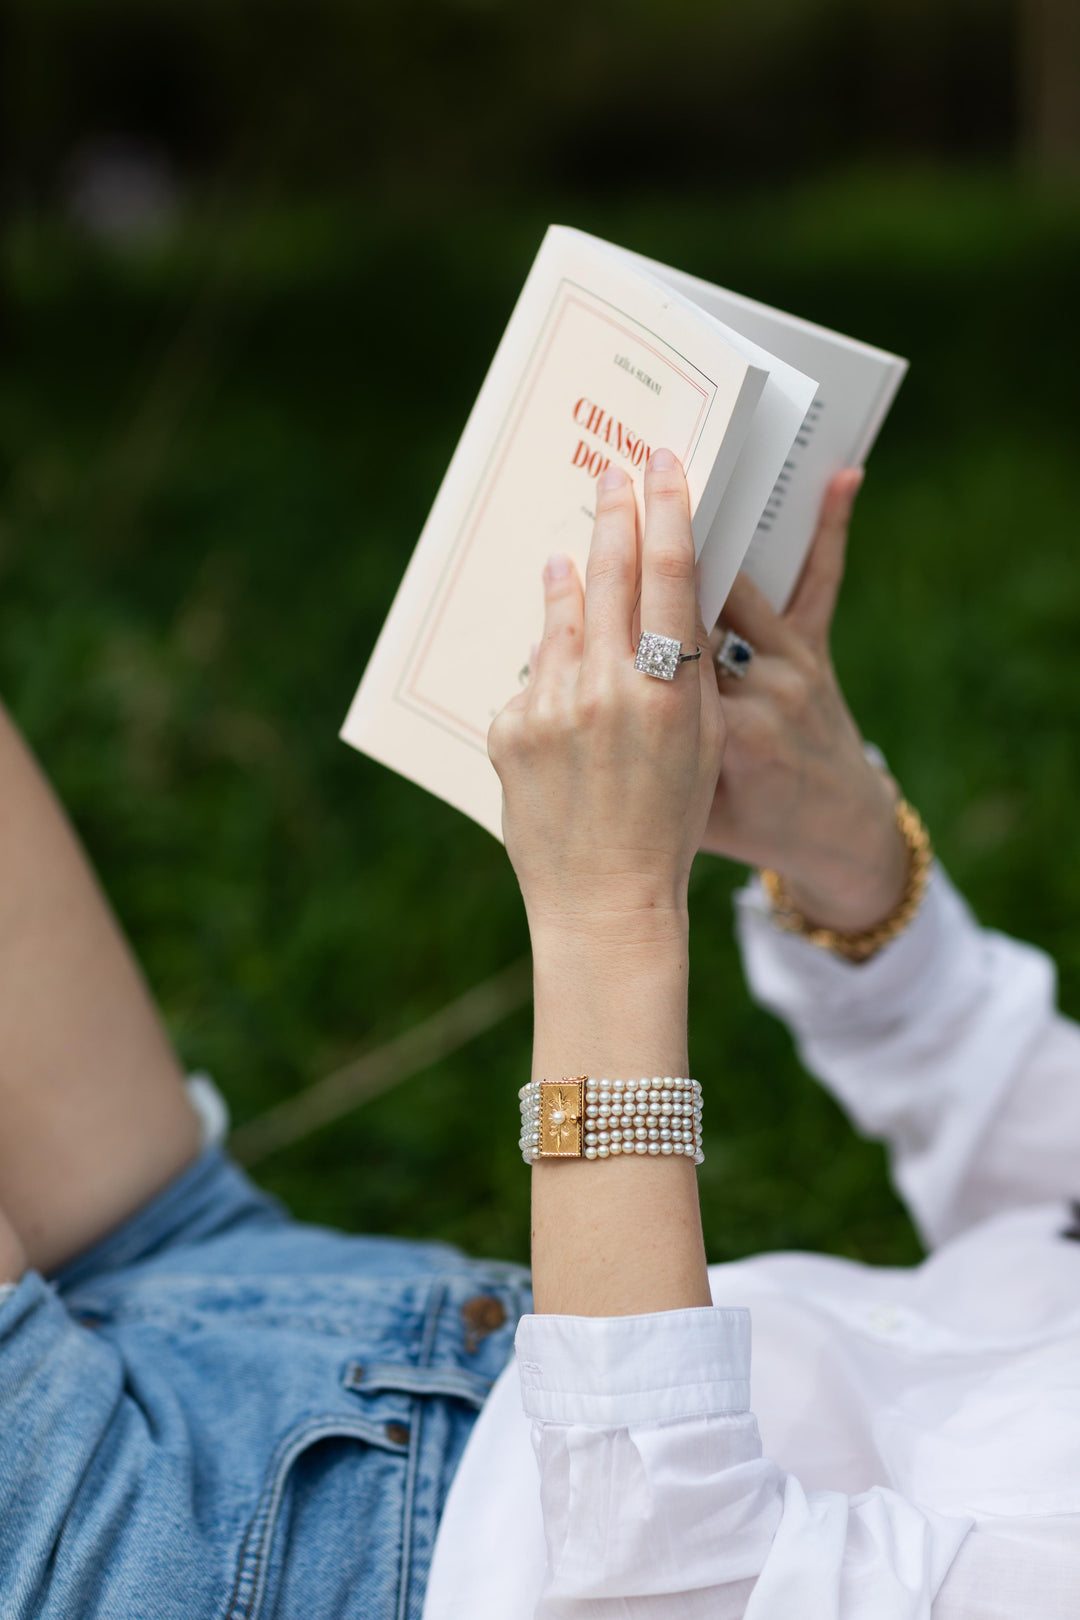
left=489, top=451, right=724, bottom=942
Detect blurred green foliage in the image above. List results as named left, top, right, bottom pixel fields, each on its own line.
left=3, top=0, right=1014, bottom=202
left=1, top=169, right=1078, bottom=1269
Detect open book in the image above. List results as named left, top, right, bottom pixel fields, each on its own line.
left=342, top=226, right=907, bottom=839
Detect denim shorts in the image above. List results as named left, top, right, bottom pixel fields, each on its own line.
left=0, top=1140, right=530, bottom=1620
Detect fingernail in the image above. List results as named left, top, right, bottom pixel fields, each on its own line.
left=649, top=447, right=676, bottom=472
left=599, top=464, right=627, bottom=491
left=545, top=553, right=571, bottom=581
left=839, top=476, right=863, bottom=520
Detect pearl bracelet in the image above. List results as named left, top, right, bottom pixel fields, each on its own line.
left=518, top=1076, right=703, bottom=1165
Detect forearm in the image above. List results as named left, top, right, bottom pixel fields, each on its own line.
left=529, top=917, right=710, bottom=1317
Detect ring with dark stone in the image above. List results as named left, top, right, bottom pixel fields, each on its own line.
left=714, top=629, right=754, bottom=678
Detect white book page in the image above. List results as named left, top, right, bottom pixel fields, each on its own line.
left=562, top=231, right=816, bottom=629
left=341, top=226, right=766, bottom=839
left=638, top=263, right=908, bottom=609
left=700, top=341, right=816, bottom=624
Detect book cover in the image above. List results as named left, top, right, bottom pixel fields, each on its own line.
left=341, top=226, right=769, bottom=839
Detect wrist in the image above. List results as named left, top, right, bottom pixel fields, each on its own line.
left=775, top=772, right=908, bottom=934
left=531, top=928, right=689, bottom=1087
left=780, top=839, right=908, bottom=934
left=528, top=900, right=689, bottom=962
left=762, top=791, right=931, bottom=963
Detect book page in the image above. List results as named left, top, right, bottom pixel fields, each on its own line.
left=399, top=281, right=727, bottom=748
left=341, top=228, right=767, bottom=838
left=630, top=260, right=907, bottom=609
left=572, top=232, right=816, bottom=630
left=698, top=348, right=816, bottom=625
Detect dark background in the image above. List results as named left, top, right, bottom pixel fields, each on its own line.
left=1, top=0, right=1078, bottom=1265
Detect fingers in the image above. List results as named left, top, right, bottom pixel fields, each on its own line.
left=582, top=465, right=638, bottom=663
left=639, top=449, right=697, bottom=651
left=719, top=569, right=793, bottom=657
left=694, top=599, right=724, bottom=721
left=531, top=552, right=584, bottom=692
left=786, top=468, right=863, bottom=642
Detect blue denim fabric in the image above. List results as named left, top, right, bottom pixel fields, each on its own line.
left=0, top=1145, right=530, bottom=1619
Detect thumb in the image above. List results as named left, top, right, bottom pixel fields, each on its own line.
left=786, top=469, right=862, bottom=642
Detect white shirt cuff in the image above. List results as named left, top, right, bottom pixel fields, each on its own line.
left=734, top=860, right=979, bottom=1039
left=516, top=1305, right=750, bottom=1426
left=184, top=1072, right=230, bottom=1149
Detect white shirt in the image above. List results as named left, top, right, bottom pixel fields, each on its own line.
left=423, top=865, right=1080, bottom=1618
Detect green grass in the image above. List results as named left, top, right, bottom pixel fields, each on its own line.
left=2, top=167, right=1078, bottom=1269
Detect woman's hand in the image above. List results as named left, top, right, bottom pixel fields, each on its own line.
left=489, top=449, right=720, bottom=1317
left=703, top=470, right=909, bottom=933
left=489, top=450, right=725, bottom=951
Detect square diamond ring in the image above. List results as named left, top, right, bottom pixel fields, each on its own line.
left=634, top=631, right=683, bottom=681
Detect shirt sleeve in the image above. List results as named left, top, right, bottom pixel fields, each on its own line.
left=517, top=1308, right=970, bottom=1619
left=734, top=861, right=1080, bottom=1246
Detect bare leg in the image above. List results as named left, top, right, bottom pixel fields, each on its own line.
left=0, top=702, right=202, bottom=1278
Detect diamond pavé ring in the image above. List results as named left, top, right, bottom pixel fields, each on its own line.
left=635, top=632, right=703, bottom=681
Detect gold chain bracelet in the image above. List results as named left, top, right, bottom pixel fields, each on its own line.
left=759, top=797, right=932, bottom=964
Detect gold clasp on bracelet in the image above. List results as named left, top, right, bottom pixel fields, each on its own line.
left=539, top=1079, right=586, bottom=1157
